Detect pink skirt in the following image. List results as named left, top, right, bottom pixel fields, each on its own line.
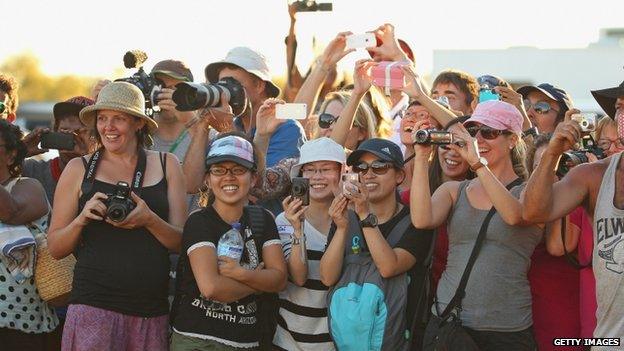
left=61, top=304, right=168, bottom=351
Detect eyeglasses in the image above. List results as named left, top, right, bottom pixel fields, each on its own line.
left=524, top=99, right=559, bottom=115
left=353, top=160, right=394, bottom=175
left=597, top=138, right=624, bottom=151
left=318, top=113, right=338, bottom=129
left=208, top=165, right=249, bottom=176
left=301, top=166, right=340, bottom=177
left=465, top=124, right=511, bottom=140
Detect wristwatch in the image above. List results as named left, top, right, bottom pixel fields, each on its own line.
left=469, top=157, right=488, bottom=172
left=359, top=213, right=379, bottom=228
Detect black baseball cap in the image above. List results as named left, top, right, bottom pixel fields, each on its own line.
left=517, top=83, right=573, bottom=111
left=347, top=138, right=404, bottom=168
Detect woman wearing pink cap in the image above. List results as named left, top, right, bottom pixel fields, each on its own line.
left=410, top=100, right=543, bottom=350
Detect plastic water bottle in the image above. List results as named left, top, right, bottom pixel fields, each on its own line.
left=217, top=222, right=244, bottom=263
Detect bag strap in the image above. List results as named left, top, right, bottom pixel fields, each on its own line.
left=244, top=205, right=268, bottom=261
left=439, top=178, right=522, bottom=320
left=386, top=212, right=412, bottom=247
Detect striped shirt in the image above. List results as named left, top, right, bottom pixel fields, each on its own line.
left=273, top=214, right=335, bottom=351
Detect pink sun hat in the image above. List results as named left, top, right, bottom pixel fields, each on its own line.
left=464, top=100, right=523, bottom=134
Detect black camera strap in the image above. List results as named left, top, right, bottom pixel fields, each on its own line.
left=82, top=147, right=148, bottom=195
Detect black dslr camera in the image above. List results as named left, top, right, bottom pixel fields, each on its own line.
left=115, top=50, right=162, bottom=117
left=172, top=77, right=248, bottom=116
left=105, top=181, right=136, bottom=222
left=556, top=136, right=604, bottom=177
left=292, top=0, right=332, bottom=12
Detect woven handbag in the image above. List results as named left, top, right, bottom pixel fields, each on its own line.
left=34, top=236, right=76, bottom=307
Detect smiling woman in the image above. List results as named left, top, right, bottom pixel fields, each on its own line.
left=46, top=82, right=188, bottom=350
left=170, top=132, right=287, bottom=351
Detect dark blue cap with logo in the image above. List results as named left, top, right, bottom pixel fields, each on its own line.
left=517, top=83, right=573, bottom=111
left=347, top=138, right=404, bottom=168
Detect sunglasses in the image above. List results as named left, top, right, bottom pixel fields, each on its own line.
left=465, top=124, right=511, bottom=140
left=318, top=113, right=338, bottom=129
left=0, top=102, right=6, bottom=115
left=524, top=99, right=559, bottom=114
left=353, top=160, right=394, bottom=175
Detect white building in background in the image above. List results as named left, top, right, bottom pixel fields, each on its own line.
left=433, top=28, right=624, bottom=113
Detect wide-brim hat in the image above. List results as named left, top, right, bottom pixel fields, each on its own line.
left=290, top=137, right=346, bottom=178
left=205, top=47, right=281, bottom=98
left=79, top=82, right=158, bottom=133
left=591, top=80, right=624, bottom=118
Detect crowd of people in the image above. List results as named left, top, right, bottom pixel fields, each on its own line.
left=0, top=13, right=623, bottom=351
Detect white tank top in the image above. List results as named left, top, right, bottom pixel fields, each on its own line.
left=592, top=152, right=624, bottom=347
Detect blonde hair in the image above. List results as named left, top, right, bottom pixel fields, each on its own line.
left=595, top=116, right=617, bottom=141
left=316, top=91, right=377, bottom=140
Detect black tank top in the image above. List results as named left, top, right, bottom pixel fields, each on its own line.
left=71, top=152, right=170, bottom=317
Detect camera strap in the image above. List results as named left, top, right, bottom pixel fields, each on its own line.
left=82, top=147, right=148, bottom=196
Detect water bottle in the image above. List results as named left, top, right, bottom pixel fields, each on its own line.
left=217, top=222, right=244, bottom=263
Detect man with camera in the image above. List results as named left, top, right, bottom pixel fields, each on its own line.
left=518, top=83, right=573, bottom=134
left=22, top=96, right=94, bottom=205
left=523, top=109, right=624, bottom=347
left=0, top=73, right=18, bottom=123
left=183, top=47, right=305, bottom=193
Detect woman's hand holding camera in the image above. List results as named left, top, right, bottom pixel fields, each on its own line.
left=494, top=86, right=524, bottom=112
left=344, top=181, right=371, bottom=220
left=256, top=98, right=286, bottom=138
left=447, top=124, right=480, bottom=167
left=352, top=59, right=376, bottom=96
left=410, top=119, right=436, bottom=160
left=329, top=194, right=349, bottom=230
left=76, top=192, right=108, bottom=226
left=282, top=195, right=307, bottom=232
left=106, top=192, right=156, bottom=230
left=368, top=23, right=408, bottom=62
left=319, top=32, right=355, bottom=69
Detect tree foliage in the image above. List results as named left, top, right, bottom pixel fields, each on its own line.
left=0, top=51, right=97, bottom=102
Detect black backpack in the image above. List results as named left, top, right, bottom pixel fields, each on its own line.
left=170, top=205, right=279, bottom=350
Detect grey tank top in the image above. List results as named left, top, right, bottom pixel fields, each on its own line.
left=592, top=152, right=624, bottom=345
left=435, top=180, right=543, bottom=332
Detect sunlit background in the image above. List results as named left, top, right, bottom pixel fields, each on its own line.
left=1, top=0, right=623, bottom=128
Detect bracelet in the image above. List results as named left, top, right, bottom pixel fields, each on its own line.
left=291, top=234, right=305, bottom=246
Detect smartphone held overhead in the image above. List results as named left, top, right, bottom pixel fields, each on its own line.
left=276, top=103, right=307, bottom=120
left=346, top=33, right=376, bottom=50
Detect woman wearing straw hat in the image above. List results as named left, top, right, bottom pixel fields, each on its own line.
left=48, top=82, right=188, bottom=350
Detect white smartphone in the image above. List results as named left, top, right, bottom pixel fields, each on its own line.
left=276, top=103, right=307, bottom=120
left=346, top=33, right=376, bottom=50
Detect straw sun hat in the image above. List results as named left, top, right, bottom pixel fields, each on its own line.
left=79, top=82, right=158, bottom=133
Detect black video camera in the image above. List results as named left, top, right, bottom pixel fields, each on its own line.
left=105, top=181, right=136, bottom=223
left=115, top=50, right=162, bottom=117
left=556, top=135, right=604, bottom=177
left=172, top=77, right=248, bottom=116
left=292, top=0, right=332, bottom=12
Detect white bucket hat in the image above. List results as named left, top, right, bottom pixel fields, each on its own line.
left=290, top=137, right=346, bottom=179
left=205, top=47, right=281, bottom=98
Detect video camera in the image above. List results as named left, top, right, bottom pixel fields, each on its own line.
left=292, top=0, right=332, bottom=12
left=115, top=50, right=162, bottom=117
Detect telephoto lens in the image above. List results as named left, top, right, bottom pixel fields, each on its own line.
left=172, top=77, right=247, bottom=116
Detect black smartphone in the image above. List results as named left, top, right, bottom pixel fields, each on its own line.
left=40, top=132, right=75, bottom=151
left=291, top=177, right=310, bottom=206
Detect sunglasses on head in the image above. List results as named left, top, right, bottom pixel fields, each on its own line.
left=318, top=113, right=338, bottom=129
left=353, top=160, right=394, bottom=175
left=465, top=124, right=511, bottom=140
left=524, top=99, right=559, bottom=114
